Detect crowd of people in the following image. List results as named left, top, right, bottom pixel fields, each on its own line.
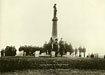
left=44, top=37, right=73, bottom=57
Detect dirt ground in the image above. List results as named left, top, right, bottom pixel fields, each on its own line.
left=1, top=69, right=105, bottom=75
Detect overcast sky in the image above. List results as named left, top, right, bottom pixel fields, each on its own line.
left=1, top=0, right=105, bottom=55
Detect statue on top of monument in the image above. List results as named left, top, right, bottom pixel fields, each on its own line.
left=53, top=4, right=57, bottom=17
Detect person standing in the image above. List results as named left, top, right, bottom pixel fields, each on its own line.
left=48, top=37, right=53, bottom=57
left=59, top=38, right=65, bottom=57
left=53, top=38, right=58, bottom=57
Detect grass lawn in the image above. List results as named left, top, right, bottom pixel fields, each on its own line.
left=1, top=56, right=105, bottom=74
left=1, top=69, right=105, bottom=75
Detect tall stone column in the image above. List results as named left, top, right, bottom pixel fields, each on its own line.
left=52, top=4, right=58, bottom=41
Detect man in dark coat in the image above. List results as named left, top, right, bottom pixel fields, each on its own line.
left=53, top=38, right=58, bottom=57
left=48, top=37, right=53, bottom=57
left=59, top=38, right=65, bottom=57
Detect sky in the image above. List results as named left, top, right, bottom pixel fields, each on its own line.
left=0, top=0, right=105, bottom=55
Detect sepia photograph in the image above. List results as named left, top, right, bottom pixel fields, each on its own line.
left=0, top=0, right=105, bottom=75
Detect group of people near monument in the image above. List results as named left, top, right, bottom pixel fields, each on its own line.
left=46, top=37, right=66, bottom=57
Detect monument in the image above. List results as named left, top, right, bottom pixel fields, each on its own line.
left=52, top=4, right=58, bottom=41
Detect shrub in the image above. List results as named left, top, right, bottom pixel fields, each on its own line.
left=5, top=46, right=17, bottom=56
left=90, top=54, right=94, bottom=58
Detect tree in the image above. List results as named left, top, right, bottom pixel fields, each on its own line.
left=78, top=46, right=86, bottom=57
left=1, top=49, right=5, bottom=56
left=43, top=42, right=48, bottom=54
left=19, top=46, right=29, bottom=56
left=64, top=43, right=74, bottom=55
left=5, top=46, right=17, bottom=56
left=68, top=44, right=74, bottom=55
left=74, top=48, right=78, bottom=56
left=78, top=46, right=82, bottom=57
left=82, top=47, right=86, bottom=57
left=39, top=47, right=44, bottom=54
left=64, top=42, right=68, bottom=54
left=90, top=53, right=94, bottom=58
left=19, top=46, right=38, bottom=56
